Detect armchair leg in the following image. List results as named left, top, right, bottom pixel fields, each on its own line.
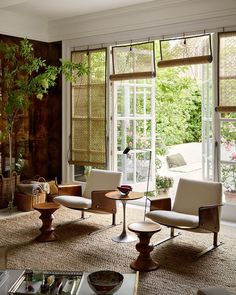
left=196, top=232, right=223, bottom=258
left=213, top=232, right=218, bottom=247
left=154, top=227, right=181, bottom=247
left=56, top=209, right=89, bottom=227
left=112, top=213, right=116, bottom=226
left=81, top=210, right=85, bottom=219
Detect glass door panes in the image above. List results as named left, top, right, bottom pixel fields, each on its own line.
left=117, top=120, right=134, bottom=150
left=202, top=62, right=214, bottom=181
left=114, top=79, right=155, bottom=191
left=220, top=114, right=236, bottom=204
left=217, top=31, right=236, bottom=204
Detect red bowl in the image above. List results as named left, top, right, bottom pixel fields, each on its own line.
left=117, top=185, right=132, bottom=195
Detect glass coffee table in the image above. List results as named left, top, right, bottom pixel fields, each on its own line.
left=105, top=191, right=144, bottom=243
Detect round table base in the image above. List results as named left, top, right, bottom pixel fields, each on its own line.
left=36, top=230, right=57, bottom=242
left=130, top=258, right=159, bottom=272
left=34, top=202, right=60, bottom=243
left=112, top=233, right=137, bottom=243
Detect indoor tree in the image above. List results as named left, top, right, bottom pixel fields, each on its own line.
left=0, top=38, right=88, bottom=210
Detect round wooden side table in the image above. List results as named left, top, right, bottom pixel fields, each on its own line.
left=34, top=202, right=61, bottom=242
left=106, top=191, right=144, bottom=243
left=128, top=221, right=161, bottom=272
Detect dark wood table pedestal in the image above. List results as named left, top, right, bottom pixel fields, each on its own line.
left=128, top=221, right=161, bottom=272
left=34, top=202, right=60, bottom=242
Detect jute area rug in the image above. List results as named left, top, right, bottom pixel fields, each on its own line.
left=0, top=206, right=236, bottom=295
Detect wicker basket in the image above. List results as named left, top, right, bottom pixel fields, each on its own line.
left=0, top=172, right=20, bottom=209
left=14, top=192, right=46, bottom=212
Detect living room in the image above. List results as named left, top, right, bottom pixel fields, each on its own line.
left=0, top=0, right=236, bottom=294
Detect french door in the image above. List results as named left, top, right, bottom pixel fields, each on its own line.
left=202, top=62, right=214, bottom=181
left=112, top=79, right=155, bottom=191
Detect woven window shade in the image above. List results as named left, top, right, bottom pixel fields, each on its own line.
left=69, top=48, right=107, bottom=166
left=110, top=41, right=156, bottom=81
left=157, top=34, right=212, bottom=68
left=216, top=32, right=236, bottom=112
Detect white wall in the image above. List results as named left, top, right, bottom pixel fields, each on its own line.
left=0, top=9, right=48, bottom=41
left=222, top=204, right=236, bottom=223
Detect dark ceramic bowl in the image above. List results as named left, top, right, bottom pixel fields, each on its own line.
left=117, top=185, right=132, bottom=195
left=87, top=270, right=124, bottom=295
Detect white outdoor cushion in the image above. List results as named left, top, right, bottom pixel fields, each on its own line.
left=83, top=169, right=122, bottom=199
left=146, top=210, right=199, bottom=228
left=54, top=195, right=92, bottom=209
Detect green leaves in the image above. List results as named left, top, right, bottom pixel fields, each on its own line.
left=156, top=175, right=174, bottom=191
left=0, top=38, right=88, bottom=137
left=155, top=65, right=201, bottom=146
left=60, top=59, right=89, bottom=82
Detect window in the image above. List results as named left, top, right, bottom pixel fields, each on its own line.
left=217, top=31, right=236, bottom=202
left=217, top=32, right=236, bottom=112
left=70, top=48, right=107, bottom=181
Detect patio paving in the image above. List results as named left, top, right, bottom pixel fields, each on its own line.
left=158, top=142, right=202, bottom=193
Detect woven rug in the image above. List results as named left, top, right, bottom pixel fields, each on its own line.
left=0, top=206, right=236, bottom=295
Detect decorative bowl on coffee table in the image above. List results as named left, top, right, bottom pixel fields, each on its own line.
left=87, top=270, right=124, bottom=294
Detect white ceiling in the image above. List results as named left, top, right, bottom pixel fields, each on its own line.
left=0, top=0, right=157, bottom=20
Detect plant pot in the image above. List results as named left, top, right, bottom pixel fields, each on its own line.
left=224, top=191, right=236, bottom=204
left=0, top=172, right=20, bottom=208
left=157, top=188, right=169, bottom=197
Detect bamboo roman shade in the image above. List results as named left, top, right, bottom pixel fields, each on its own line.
left=110, top=41, right=156, bottom=81
left=70, top=48, right=107, bottom=166
left=158, top=34, right=212, bottom=68
left=216, top=32, right=236, bottom=112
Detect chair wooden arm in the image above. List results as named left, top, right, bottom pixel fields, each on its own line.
left=148, top=197, right=172, bottom=211
left=91, top=190, right=117, bottom=214
left=57, top=184, right=82, bottom=196
left=198, top=204, right=223, bottom=232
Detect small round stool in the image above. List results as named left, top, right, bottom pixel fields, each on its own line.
left=128, top=221, right=161, bottom=272
left=34, top=202, right=60, bottom=242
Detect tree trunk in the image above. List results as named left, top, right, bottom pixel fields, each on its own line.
left=8, top=129, right=14, bottom=211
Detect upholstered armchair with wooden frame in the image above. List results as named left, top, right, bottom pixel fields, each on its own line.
left=54, top=169, right=122, bottom=229
left=145, top=178, right=223, bottom=257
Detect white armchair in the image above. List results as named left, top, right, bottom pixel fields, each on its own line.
left=146, top=178, right=223, bottom=256
left=54, top=169, right=122, bottom=227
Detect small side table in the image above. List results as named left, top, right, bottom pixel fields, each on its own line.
left=34, top=202, right=60, bottom=242
left=128, top=221, right=161, bottom=271
left=105, top=191, right=143, bottom=243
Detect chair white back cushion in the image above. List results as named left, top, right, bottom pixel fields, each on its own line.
left=173, top=178, right=222, bottom=215
left=83, top=169, right=122, bottom=199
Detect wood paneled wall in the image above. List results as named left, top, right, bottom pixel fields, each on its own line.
left=0, top=34, right=62, bottom=182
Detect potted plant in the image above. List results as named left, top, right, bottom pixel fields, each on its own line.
left=0, top=38, right=88, bottom=210
left=156, top=175, right=174, bottom=195
left=221, top=163, right=236, bottom=203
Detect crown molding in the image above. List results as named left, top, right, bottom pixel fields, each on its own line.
left=0, top=0, right=236, bottom=43
left=51, top=0, right=190, bottom=23
left=49, top=0, right=236, bottom=42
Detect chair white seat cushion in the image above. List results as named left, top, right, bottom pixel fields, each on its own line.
left=146, top=210, right=199, bottom=228
left=54, top=195, right=92, bottom=209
